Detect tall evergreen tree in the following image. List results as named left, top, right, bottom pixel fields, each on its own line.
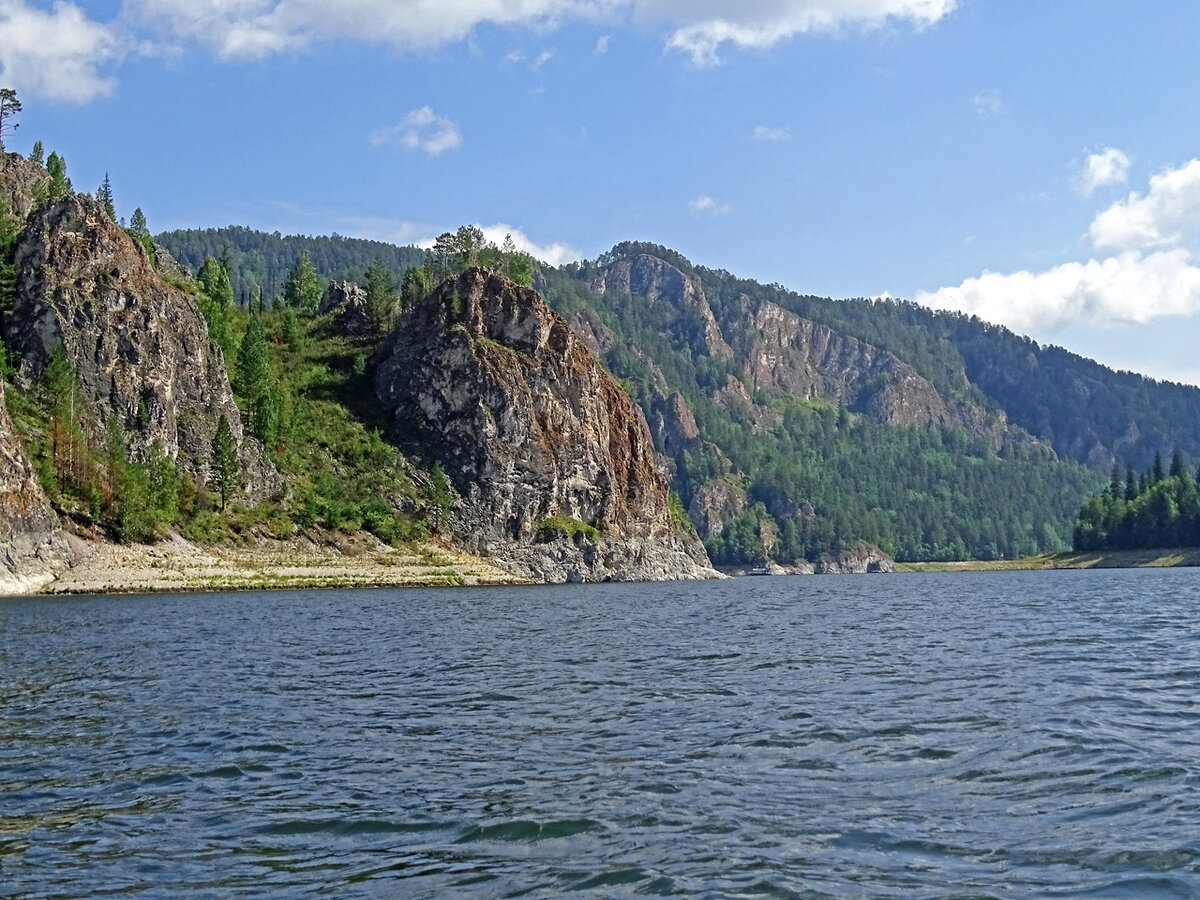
left=97, top=173, right=116, bottom=219
left=28, top=140, right=43, bottom=166
left=209, top=416, right=240, bottom=510
left=0, top=88, right=20, bottom=149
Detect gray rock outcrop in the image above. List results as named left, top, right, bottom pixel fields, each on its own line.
left=4, top=192, right=277, bottom=495
left=374, top=268, right=717, bottom=582
left=0, top=377, right=75, bottom=594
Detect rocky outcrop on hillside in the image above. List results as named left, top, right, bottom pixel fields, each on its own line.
left=687, top=479, right=746, bottom=539
left=0, top=152, right=49, bottom=220
left=374, top=268, right=717, bottom=582
left=591, top=253, right=1004, bottom=438
left=591, top=254, right=733, bottom=361
left=318, top=280, right=369, bottom=335
left=813, top=544, right=896, bottom=574
left=4, top=191, right=276, bottom=495
left=0, top=378, right=75, bottom=594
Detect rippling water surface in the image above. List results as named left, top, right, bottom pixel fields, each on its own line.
left=3, top=570, right=1200, bottom=897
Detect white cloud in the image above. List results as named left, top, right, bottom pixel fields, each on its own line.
left=0, top=0, right=124, bottom=102
left=752, top=124, right=791, bottom=142
left=689, top=194, right=731, bottom=216
left=971, top=87, right=1006, bottom=117
left=370, top=107, right=462, bottom=156
left=1073, top=147, right=1131, bottom=197
left=918, top=158, right=1200, bottom=338
left=647, top=0, right=957, bottom=67
left=3, top=0, right=959, bottom=100
left=1088, top=158, right=1200, bottom=252
left=531, top=49, right=554, bottom=69
left=123, top=0, right=603, bottom=60
left=917, top=249, right=1200, bottom=336
left=477, top=223, right=580, bottom=265
left=119, top=0, right=956, bottom=64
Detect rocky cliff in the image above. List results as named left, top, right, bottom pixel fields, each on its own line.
left=374, top=268, right=715, bottom=582
left=0, top=377, right=75, bottom=593
left=594, top=253, right=1001, bottom=436
left=3, top=190, right=275, bottom=494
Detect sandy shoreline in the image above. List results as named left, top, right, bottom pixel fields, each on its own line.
left=40, top=531, right=526, bottom=596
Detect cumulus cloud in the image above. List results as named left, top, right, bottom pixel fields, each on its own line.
left=0, top=0, right=124, bottom=102
left=752, top=124, right=791, bottom=142
left=1088, top=158, right=1200, bottom=251
left=477, top=223, right=580, bottom=265
left=370, top=107, right=462, bottom=156
left=689, top=195, right=731, bottom=216
left=918, top=158, right=1200, bottom=336
left=916, top=250, right=1200, bottom=335
left=971, top=87, right=1006, bottom=117
left=1074, top=147, right=1131, bottom=197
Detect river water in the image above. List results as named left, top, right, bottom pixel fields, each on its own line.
left=2, top=570, right=1199, bottom=898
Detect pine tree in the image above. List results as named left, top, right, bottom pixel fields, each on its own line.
left=364, top=259, right=397, bottom=335
left=283, top=250, right=322, bottom=311
left=209, top=415, right=240, bottom=510
left=45, top=152, right=71, bottom=200
left=128, top=207, right=150, bottom=240
left=97, top=173, right=116, bottom=219
left=28, top=140, right=43, bottom=166
left=0, top=88, right=20, bottom=149
left=235, top=309, right=271, bottom=435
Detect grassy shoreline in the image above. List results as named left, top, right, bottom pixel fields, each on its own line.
left=897, top=548, right=1200, bottom=573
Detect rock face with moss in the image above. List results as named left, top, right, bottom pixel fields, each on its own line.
left=374, top=268, right=716, bottom=582
left=0, top=377, right=74, bottom=593
left=3, top=188, right=276, bottom=495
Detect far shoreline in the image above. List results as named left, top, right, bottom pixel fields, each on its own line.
left=897, top=548, right=1200, bottom=573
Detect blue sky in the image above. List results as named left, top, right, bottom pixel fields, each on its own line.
left=5, top=1, right=1200, bottom=384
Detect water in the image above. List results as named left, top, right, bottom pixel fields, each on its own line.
left=2, top=570, right=1200, bottom=898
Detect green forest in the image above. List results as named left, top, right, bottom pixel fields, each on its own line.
left=1074, top=451, right=1200, bottom=551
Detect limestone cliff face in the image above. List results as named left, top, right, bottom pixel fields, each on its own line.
left=0, top=378, right=74, bottom=594
left=374, top=268, right=715, bottom=582
left=5, top=192, right=276, bottom=493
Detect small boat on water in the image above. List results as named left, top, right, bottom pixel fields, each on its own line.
left=749, top=566, right=771, bottom=576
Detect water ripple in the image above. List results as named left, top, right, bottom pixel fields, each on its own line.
left=3, top=569, right=1200, bottom=896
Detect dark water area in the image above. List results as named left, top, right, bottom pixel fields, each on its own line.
left=3, top=570, right=1200, bottom=898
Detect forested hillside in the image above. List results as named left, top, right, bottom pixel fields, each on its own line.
left=156, top=227, right=1200, bottom=564
left=158, top=226, right=424, bottom=304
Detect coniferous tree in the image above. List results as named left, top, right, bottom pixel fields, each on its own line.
left=97, top=173, right=116, bottom=219
left=235, top=309, right=271, bottom=436
left=45, top=152, right=71, bottom=200
left=28, top=140, right=43, bottom=166
left=363, top=259, right=397, bottom=335
left=283, top=250, right=322, bottom=311
left=128, top=208, right=150, bottom=240
left=210, top=416, right=240, bottom=510
left=400, top=265, right=433, bottom=309
left=0, top=87, right=20, bottom=149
